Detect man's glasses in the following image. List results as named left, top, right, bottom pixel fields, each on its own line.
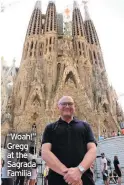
left=59, top=102, right=74, bottom=107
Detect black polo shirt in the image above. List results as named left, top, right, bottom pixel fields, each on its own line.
left=42, top=117, right=96, bottom=185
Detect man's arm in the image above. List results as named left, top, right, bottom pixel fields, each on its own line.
left=103, top=159, right=107, bottom=173
left=64, top=142, right=96, bottom=184
left=79, top=142, right=97, bottom=171
left=42, top=143, right=68, bottom=176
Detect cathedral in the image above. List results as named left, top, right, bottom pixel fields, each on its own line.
left=1, top=1, right=124, bottom=149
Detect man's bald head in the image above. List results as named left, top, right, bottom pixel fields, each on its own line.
left=58, top=96, right=74, bottom=105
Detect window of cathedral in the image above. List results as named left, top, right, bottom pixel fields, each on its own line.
left=89, top=50, right=93, bottom=64
left=46, top=39, right=48, bottom=46
left=50, top=22, right=52, bottom=31
left=90, top=36, right=94, bottom=44
left=65, top=71, right=77, bottom=87
left=37, top=25, right=40, bottom=34
left=35, top=42, right=37, bottom=49
left=49, top=47, right=51, bottom=52
left=30, top=41, right=33, bottom=50
left=78, top=42, right=81, bottom=49
left=30, top=52, right=32, bottom=57
left=45, top=48, right=47, bottom=54
left=82, top=43, right=85, bottom=51
left=98, top=97, right=102, bottom=104
left=50, top=37, right=52, bottom=44
left=93, top=51, right=97, bottom=63
left=97, top=52, right=103, bottom=68
left=103, top=103, right=108, bottom=113
left=47, top=25, right=49, bottom=32
left=32, top=123, right=36, bottom=129
left=53, top=37, right=55, bottom=44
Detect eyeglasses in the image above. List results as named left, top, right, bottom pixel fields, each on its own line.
left=59, top=102, right=74, bottom=107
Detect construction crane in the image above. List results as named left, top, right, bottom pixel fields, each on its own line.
left=0, top=1, right=20, bottom=13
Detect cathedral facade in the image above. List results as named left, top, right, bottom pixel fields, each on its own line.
left=2, top=1, right=124, bottom=146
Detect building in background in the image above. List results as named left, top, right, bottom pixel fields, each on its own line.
left=1, top=57, right=18, bottom=124
left=1, top=0, right=124, bottom=151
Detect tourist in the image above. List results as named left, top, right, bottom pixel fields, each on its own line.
left=100, top=153, right=109, bottom=185
left=29, top=159, right=37, bottom=185
left=117, top=130, right=121, bottom=136
left=15, top=156, right=28, bottom=185
left=112, top=131, right=116, bottom=137
left=41, top=96, right=97, bottom=185
left=43, top=163, right=49, bottom=185
left=121, top=128, right=124, bottom=135
left=113, top=156, right=122, bottom=185
left=1, top=160, right=13, bottom=185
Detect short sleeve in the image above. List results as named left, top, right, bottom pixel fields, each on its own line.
left=104, top=158, right=107, bottom=164
left=85, top=123, right=97, bottom=146
left=41, top=124, right=53, bottom=145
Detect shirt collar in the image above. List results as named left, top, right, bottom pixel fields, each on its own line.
left=58, top=116, right=79, bottom=124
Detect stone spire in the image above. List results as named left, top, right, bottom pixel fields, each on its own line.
left=72, top=0, right=87, bottom=58
left=83, top=1, right=90, bottom=20
left=44, top=1, right=57, bottom=32
left=35, top=1, right=41, bottom=10
left=72, top=0, right=85, bottom=37
left=22, top=1, right=43, bottom=60
left=73, top=1, right=79, bottom=9
left=26, top=0, right=42, bottom=36
left=83, top=1, right=100, bottom=45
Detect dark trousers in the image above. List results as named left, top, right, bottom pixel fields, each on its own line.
left=15, top=177, right=25, bottom=185
left=2, top=178, right=13, bottom=185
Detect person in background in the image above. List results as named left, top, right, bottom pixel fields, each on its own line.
left=43, top=163, right=49, bottom=185
left=29, top=159, right=37, bottom=185
left=113, top=156, right=122, bottom=185
left=112, top=131, right=116, bottom=137
left=121, top=128, right=124, bottom=135
left=1, top=160, right=13, bottom=185
left=15, top=156, right=28, bottom=185
left=117, top=130, right=121, bottom=136
left=100, top=153, right=109, bottom=185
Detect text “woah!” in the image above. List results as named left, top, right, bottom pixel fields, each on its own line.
left=5, top=132, right=37, bottom=177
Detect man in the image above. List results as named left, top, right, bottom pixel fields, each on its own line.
left=100, top=153, right=109, bottom=185
left=41, top=96, right=97, bottom=185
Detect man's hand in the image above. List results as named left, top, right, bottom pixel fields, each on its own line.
left=64, top=167, right=83, bottom=185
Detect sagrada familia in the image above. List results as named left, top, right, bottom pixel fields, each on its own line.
left=1, top=1, right=124, bottom=150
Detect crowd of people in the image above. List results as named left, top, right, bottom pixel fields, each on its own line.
left=100, top=153, right=122, bottom=185
left=99, top=129, right=124, bottom=141
left=111, top=130, right=124, bottom=137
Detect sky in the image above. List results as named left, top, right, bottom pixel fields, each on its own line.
left=0, top=0, right=124, bottom=109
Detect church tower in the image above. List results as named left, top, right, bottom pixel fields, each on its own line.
left=43, top=1, right=58, bottom=103
left=10, top=1, right=46, bottom=133
left=72, top=1, right=92, bottom=99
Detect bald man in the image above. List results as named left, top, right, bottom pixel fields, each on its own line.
left=42, top=96, right=97, bottom=185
